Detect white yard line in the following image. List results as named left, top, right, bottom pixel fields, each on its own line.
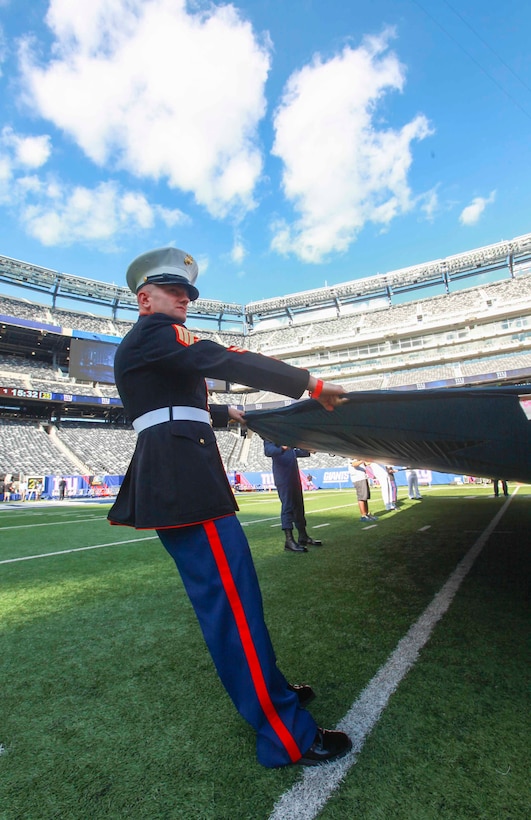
left=0, top=502, right=356, bottom=562
left=268, top=492, right=516, bottom=820
left=241, top=502, right=356, bottom=527
left=0, top=516, right=105, bottom=530
left=0, top=535, right=158, bottom=564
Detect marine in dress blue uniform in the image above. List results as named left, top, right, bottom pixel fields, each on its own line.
left=108, top=246, right=351, bottom=768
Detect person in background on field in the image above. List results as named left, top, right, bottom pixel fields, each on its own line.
left=387, top=466, right=398, bottom=506
left=263, top=441, right=322, bottom=553
left=305, top=472, right=316, bottom=490
left=59, top=477, right=67, bottom=500
left=406, top=468, right=422, bottom=500
left=18, top=479, right=28, bottom=502
left=348, top=459, right=377, bottom=522
left=107, top=245, right=352, bottom=769
left=368, top=462, right=396, bottom=511
left=493, top=478, right=508, bottom=497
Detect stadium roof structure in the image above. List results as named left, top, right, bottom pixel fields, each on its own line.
left=0, top=254, right=244, bottom=326
left=245, top=233, right=531, bottom=325
left=1, top=232, right=530, bottom=329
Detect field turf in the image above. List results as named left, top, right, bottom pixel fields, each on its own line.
left=1, top=485, right=529, bottom=819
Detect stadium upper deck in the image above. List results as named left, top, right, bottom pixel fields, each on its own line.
left=1, top=232, right=530, bottom=330
left=1, top=232, right=531, bottom=422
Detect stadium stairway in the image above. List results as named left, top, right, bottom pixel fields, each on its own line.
left=235, top=431, right=253, bottom=467
left=46, top=425, right=92, bottom=475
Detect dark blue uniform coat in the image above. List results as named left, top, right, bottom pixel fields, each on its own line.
left=108, top=313, right=309, bottom=529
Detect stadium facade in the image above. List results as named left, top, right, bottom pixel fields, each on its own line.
left=1, top=232, right=530, bottom=492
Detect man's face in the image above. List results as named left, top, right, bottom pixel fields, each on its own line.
left=137, top=283, right=190, bottom=322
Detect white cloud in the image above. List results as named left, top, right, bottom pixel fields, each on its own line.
left=196, top=255, right=209, bottom=279
left=0, top=126, right=51, bottom=168
left=1, top=126, right=51, bottom=168
left=0, top=126, right=185, bottom=245
left=230, top=238, right=246, bottom=264
left=418, top=186, right=439, bottom=221
left=20, top=179, right=188, bottom=246
left=15, top=174, right=44, bottom=195
left=18, top=0, right=271, bottom=219
left=0, top=129, right=40, bottom=204
left=0, top=156, right=12, bottom=197
left=157, top=205, right=190, bottom=228
left=459, top=191, right=496, bottom=226
left=270, top=30, right=432, bottom=262
left=16, top=135, right=52, bottom=168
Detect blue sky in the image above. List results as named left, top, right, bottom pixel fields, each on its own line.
left=0, top=0, right=530, bottom=305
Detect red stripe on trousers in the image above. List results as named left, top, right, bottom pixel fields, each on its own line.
left=203, top=519, right=302, bottom=762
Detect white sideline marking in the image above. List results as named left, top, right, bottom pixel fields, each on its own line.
left=242, top=502, right=356, bottom=527
left=0, top=515, right=104, bottom=530
left=419, top=525, right=431, bottom=531
left=0, top=535, right=158, bottom=564
left=269, top=492, right=516, bottom=820
left=303, top=503, right=356, bottom=514
left=312, top=523, right=330, bottom=530
left=1, top=502, right=355, bottom=562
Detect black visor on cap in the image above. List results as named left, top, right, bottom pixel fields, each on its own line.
left=139, top=272, right=199, bottom=301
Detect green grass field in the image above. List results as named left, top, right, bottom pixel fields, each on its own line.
left=1, top=485, right=529, bottom=819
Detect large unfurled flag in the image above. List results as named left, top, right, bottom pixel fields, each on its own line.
left=245, top=386, right=531, bottom=483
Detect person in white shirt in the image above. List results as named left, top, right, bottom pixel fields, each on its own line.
left=369, top=462, right=396, bottom=511
left=348, top=460, right=377, bottom=522
left=406, top=469, right=422, bottom=500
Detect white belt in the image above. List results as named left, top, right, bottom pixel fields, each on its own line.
left=133, top=406, right=211, bottom=434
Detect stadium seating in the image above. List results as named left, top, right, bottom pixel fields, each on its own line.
left=1, top=295, right=52, bottom=323
left=55, top=423, right=136, bottom=474
left=50, top=308, right=117, bottom=336
left=0, top=419, right=79, bottom=475
left=1, top=235, right=531, bottom=477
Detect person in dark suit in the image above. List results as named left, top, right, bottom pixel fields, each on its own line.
left=263, top=441, right=322, bottom=552
left=59, top=478, right=67, bottom=500
left=493, top=478, right=508, bottom=496
left=108, top=246, right=351, bottom=769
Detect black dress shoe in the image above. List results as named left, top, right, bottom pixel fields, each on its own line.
left=298, top=536, right=323, bottom=546
left=288, top=683, right=316, bottom=707
left=284, top=535, right=308, bottom=552
left=298, top=728, right=352, bottom=766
